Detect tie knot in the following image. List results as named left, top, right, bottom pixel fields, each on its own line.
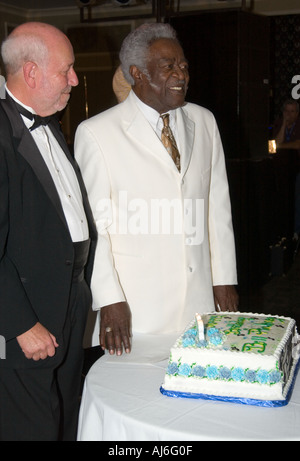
left=161, top=113, right=170, bottom=128
left=30, top=115, right=51, bottom=131
left=14, top=100, right=51, bottom=131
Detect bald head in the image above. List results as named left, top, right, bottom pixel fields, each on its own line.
left=1, top=22, right=69, bottom=76
left=1, top=22, right=78, bottom=116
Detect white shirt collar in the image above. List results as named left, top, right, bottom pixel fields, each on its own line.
left=5, top=85, right=37, bottom=129
left=131, top=90, right=177, bottom=134
left=5, top=85, right=36, bottom=115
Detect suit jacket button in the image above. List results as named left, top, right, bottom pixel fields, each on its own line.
left=65, top=260, right=72, bottom=266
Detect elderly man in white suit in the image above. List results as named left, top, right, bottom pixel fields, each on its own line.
left=75, top=23, right=239, bottom=356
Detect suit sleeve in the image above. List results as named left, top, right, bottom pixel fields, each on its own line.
left=208, top=116, right=238, bottom=286
left=74, top=122, right=126, bottom=309
left=0, top=146, right=38, bottom=341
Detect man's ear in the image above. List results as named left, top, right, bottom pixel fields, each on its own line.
left=130, top=65, right=144, bottom=86
left=23, top=61, right=37, bottom=89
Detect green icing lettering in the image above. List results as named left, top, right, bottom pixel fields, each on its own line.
left=222, top=317, right=246, bottom=336
left=248, top=328, right=264, bottom=335
left=242, top=341, right=266, bottom=353
left=251, top=336, right=267, bottom=342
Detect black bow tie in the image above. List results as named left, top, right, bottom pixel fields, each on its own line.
left=30, top=115, right=52, bottom=131
left=16, top=102, right=51, bottom=131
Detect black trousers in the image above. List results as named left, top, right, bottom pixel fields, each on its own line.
left=0, top=240, right=91, bottom=441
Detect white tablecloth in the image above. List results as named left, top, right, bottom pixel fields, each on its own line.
left=77, top=334, right=300, bottom=441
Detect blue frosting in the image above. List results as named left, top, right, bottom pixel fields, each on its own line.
left=160, top=357, right=300, bottom=406
left=166, top=361, right=283, bottom=385
left=182, top=327, right=225, bottom=349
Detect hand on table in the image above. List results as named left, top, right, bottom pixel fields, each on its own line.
left=100, top=301, right=132, bottom=355
left=213, top=285, right=239, bottom=312
left=17, top=322, right=59, bottom=361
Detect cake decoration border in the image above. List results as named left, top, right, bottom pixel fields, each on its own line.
left=165, top=361, right=283, bottom=385
left=160, top=357, right=300, bottom=407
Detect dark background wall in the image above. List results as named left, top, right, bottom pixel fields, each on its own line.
left=170, top=11, right=299, bottom=296
left=270, top=14, right=300, bottom=121
left=171, top=11, right=270, bottom=161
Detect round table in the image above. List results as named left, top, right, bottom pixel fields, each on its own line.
left=77, top=334, right=300, bottom=441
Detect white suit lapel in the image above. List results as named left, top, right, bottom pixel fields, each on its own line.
left=124, top=92, right=179, bottom=173
left=176, top=105, right=195, bottom=178
left=124, top=93, right=195, bottom=175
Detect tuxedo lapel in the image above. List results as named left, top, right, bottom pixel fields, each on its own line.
left=48, top=117, right=71, bottom=160
left=2, top=96, right=69, bottom=230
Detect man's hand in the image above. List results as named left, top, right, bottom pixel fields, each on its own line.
left=213, top=285, right=239, bottom=312
left=100, top=301, right=132, bottom=356
left=17, top=322, right=59, bottom=361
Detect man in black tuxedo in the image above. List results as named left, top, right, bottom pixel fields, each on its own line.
left=0, top=22, right=97, bottom=441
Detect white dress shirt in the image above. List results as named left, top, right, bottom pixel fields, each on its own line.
left=131, top=91, right=181, bottom=154
left=7, top=88, right=89, bottom=242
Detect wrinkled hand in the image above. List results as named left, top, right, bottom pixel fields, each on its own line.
left=100, top=301, right=132, bottom=356
left=17, top=322, right=59, bottom=361
left=213, top=285, right=239, bottom=312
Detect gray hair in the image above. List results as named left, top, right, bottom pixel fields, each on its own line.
left=119, top=23, right=177, bottom=85
left=1, top=33, right=49, bottom=75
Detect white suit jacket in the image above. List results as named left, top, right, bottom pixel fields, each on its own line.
left=75, top=91, right=237, bottom=337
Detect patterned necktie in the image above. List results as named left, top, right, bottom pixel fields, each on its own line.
left=161, top=114, right=181, bottom=171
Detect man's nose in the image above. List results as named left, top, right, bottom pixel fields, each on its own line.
left=69, top=67, right=79, bottom=87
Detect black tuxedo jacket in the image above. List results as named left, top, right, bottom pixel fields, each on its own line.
left=0, top=95, right=97, bottom=368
